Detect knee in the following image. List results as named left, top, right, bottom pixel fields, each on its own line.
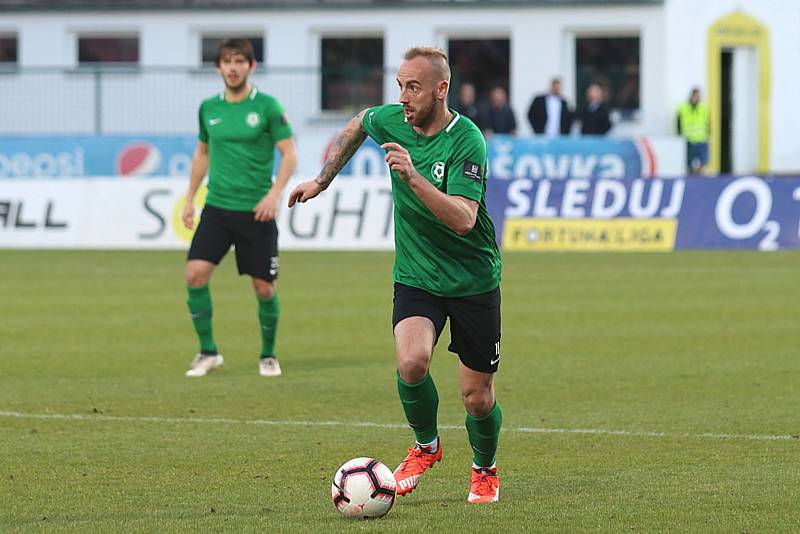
left=461, top=387, right=494, bottom=418
left=253, top=280, right=276, bottom=300
left=396, top=351, right=430, bottom=384
left=185, top=266, right=210, bottom=287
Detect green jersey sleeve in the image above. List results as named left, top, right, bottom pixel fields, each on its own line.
left=198, top=102, right=209, bottom=143
left=265, top=98, right=293, bottom=141
left=446, top=130, right=487, bottom=202
left=360, top=105, right=388, bottom=144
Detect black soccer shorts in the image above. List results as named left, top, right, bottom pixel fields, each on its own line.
left=392, top=283, right=502, bottom=373
left=187, top=204, right=279, bottom=281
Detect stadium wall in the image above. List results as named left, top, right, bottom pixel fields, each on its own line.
left=2, top=1, right=799, bottom=172
left=663, top=0, right=800, bottom=175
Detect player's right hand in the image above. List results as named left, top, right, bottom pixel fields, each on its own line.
left=182, top=201, right=196, bottom=230
left=288, top=180, right=323, bottom=207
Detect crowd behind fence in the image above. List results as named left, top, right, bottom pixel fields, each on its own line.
left=0, top=65, right=625, bottom=139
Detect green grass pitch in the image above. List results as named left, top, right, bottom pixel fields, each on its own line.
left=1, top=250, right=799, bottom=532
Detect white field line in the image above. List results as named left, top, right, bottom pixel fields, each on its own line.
left=0, top=411, right=797, bottom=442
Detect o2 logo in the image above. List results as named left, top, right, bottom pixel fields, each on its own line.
left=714, top=177, right=780, bottom=250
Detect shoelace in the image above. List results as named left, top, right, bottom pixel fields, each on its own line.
left=397, top=447, right=426, bottom=473
left=472, top=470, right=497, bottom=494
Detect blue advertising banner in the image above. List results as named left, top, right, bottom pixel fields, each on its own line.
left=0, top=136, right=197, bottom=178
left=486, top=136, right=656, bottom=180
left=487, top=176, right=800, bottom=251
left=336, top=135, right=659, bottom=179
left=2, top=134, right=672, bottom=180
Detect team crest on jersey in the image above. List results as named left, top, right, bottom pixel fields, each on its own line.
left=246, top=112, right=261, bottom=127
left=431, top=161, right=445, bottom=185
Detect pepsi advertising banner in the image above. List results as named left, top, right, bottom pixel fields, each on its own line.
left=489, top=176, right=800, bottom=251
left=0, top=136, right=197, bottom=178
left=0, top=135, right=684, bottom=179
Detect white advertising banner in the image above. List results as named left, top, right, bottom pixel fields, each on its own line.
left=0, top=177, right=395, bottom=250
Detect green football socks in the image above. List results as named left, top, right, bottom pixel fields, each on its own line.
left=397, top=371, right=439, bottom=445
left=466, top=401, right=503, bottom=468
left=187, top=284, right=217, bottom=354
left=258, top=293, right=280, bottom=357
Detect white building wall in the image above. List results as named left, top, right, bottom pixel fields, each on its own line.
left=4, top=1, right=799, bottom=171
left=663, top=0, right=800, bottom=173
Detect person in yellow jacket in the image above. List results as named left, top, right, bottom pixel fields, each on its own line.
left=677, top=87, right=710, bottom=174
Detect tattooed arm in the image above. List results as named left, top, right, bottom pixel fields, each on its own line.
left=288, top=110, right=368, bottom=207
left=315, top=110, right=368, bottom=190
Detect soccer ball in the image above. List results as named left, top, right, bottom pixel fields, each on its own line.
left=331, top=457, right=396, bottom=519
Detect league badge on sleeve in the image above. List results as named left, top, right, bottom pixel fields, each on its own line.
left=463, top=161, right=483, bottom=183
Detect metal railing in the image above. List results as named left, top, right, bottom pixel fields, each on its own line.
left=0, top=66, right=391, bottom=137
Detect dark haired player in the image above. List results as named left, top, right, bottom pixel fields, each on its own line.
left=183, top=38, right=296, bottom=378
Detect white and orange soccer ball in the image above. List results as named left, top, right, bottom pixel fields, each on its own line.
left=331, top=457, right=396, bottom=519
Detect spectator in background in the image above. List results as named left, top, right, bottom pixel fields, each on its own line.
left=483, top=86, right=516, bottom=135
left=677, top=87, right=710, bottom=174
left=579, top=82, right=612, bottom=135
left=528, top=77, right=572, bottom=136
left=455, top=82, right=483, bottom=130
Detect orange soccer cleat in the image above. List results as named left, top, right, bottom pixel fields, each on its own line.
left=392, top=438, right=443, bottom=495
left=467, top=466, right=500, bottom=503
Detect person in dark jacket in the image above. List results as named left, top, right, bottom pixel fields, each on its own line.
left=483, top=86, right=516, bottom=135
left=527, top=78, right=572, bottom=135
left=578, top=83, right=612, bottom=135
left=455, top=82, right=483, bottom=130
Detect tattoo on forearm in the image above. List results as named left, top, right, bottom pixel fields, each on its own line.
left=316, top=113, right=367, bottom=189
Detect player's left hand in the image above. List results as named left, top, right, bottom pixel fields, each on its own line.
left=254, top=191, right=279, bottom=221
left=382, top=143, right=416, bottom=182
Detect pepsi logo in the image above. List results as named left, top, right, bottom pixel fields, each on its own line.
left=116, top=143, right=163, bottom=177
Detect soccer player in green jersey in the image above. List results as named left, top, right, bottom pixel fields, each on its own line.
left=182, top=38, right=297, bottom=378
left=289, top=47, right=503, bottom=503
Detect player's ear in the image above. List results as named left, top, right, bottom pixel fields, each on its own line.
left=249, top=60, right=258, bottom=73
left=437, top=80, right=449, bottom=101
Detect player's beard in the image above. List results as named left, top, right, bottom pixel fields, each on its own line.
left=408, top=92, right=438, bottom=129
left=224, top=74, right=249, bottom=93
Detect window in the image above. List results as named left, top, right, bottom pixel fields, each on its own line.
left=448, top=39, right=510, bottom=104
left=78, top=36, right=139, bottom=64
left=201, top=36, right=264, bottom=66
left=575, top=36, right=640, bottom=119
left=321, top=37, right=383, bottom=112
left=0, top=35, right=17, bottom=64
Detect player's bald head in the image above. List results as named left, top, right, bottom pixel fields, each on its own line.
left=403, top=47, right=451, bottom=83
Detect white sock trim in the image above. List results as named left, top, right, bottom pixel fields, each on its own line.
left=472, top=462, right=496, bottom=470
left=416, top=436, right=439, bottom=452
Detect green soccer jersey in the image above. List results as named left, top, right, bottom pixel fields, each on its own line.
left=361, top=104, right=502, bottom=297
left=198, top=87, right=293, bottom=211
